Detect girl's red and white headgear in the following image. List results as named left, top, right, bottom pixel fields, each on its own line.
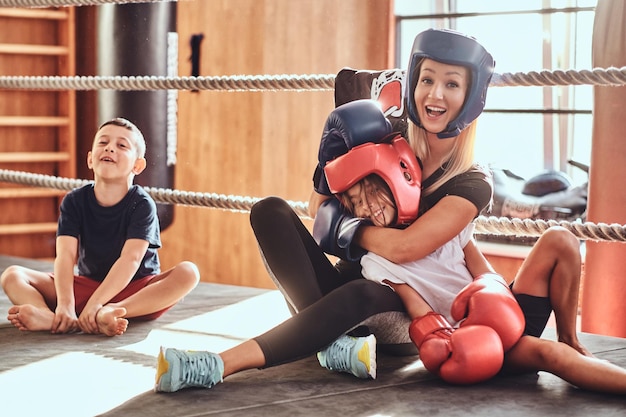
left=324, top=135, right=422, bottom=225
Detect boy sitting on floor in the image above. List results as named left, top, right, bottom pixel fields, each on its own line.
left=0, top=118, right=199, bottom=336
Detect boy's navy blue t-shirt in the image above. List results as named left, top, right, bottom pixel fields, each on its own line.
left=57, top=183, right=162, bottom=282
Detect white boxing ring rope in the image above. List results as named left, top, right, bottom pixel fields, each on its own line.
left=3, top=167, right=626, bottom=243
left=3, top=66, right=626, bottom=91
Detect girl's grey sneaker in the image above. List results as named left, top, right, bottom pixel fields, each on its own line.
left=154, top=347, right=224, bottom=392
left=317, top=334, right=377, bottom=379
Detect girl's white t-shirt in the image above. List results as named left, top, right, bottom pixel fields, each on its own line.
left=360, top=223, right=475, bottom=326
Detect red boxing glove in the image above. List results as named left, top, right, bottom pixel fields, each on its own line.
left=409, top=312, right=504, bottom=385
left=450, top=273, right=525, bottom=351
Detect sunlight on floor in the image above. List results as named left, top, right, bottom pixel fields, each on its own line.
left=0, top=352, right=154, bottom=417
left=0, top=291, right=292, bottom=416
left=120, top=290, right=291, bottom=356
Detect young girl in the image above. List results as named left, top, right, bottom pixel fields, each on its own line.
left=324, top=135, right=522, bottom=384
left=335, top=171, right=478, bottom=326
left=155, top=29, right=626, bottom=394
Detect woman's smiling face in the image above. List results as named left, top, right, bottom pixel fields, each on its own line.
left=413, top=58, right=469, bottom=135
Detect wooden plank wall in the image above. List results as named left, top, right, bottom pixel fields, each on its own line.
left=157, top=0, right=393, bottom=288
left=0, top=8, right=75, bottom=259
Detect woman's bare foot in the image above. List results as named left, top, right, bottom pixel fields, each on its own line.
left=96, top=306, right=128, bottom=336
left=7, top=305, right=54, bottom=332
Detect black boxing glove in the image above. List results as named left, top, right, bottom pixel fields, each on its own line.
left=312, top=198, right=370, bottom=261
left=313, top=99, right=392, bottom=195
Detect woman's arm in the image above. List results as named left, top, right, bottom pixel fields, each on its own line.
left=356, top=195, right=478, bottom=264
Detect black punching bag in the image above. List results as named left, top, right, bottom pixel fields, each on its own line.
left=97, top=2, right=176, bottom=230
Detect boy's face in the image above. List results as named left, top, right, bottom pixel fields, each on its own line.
left=87, top=124, right=146, bottom=181
left=346, top=180, right=396, bottom=227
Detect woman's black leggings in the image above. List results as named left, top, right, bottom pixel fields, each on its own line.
left=249, top=196, right=407, bottom=367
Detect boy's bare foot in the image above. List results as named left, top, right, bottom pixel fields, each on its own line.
left=7, top=305, right=54, bottom=332
left=96, top=306, right=128, bottom=336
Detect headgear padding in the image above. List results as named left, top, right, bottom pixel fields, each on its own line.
left=324, top=135, right=422, bottom=225
left=406, top=28, right=495, bottom=139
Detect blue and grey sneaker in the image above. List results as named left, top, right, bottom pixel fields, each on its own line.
left=317, top=334, right=377, bottom=379
left=154, top=347, right=225, bottom=393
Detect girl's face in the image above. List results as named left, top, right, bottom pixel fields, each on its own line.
left=345, top=180, right=396, bottom=227
left=413, top=58, right=469, bottom=135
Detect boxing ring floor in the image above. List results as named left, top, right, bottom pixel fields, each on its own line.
left=1, top=255, right=625, bottom=417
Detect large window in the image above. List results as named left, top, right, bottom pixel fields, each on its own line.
left=395, top=0, right=596, bottom=184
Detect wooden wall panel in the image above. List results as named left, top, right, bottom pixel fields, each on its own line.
left=159, top=0, right=393, bottom=288
left=0, top=8, right=75, bottom=259
left=0, top=16, right=59, bottom=44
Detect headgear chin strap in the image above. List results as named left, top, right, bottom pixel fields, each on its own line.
left=406, top=28, right=495, bottom=139
left=324, top=135, right=422, bottom=225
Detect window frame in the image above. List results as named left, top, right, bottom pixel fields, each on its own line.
left=394, top=2, right=595, bottom=182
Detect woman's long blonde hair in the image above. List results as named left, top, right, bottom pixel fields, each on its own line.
left=408, top=119, right=478, bottom=196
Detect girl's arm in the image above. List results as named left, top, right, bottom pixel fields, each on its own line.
left=463, top=238, right=497, bottom=278
left=356, top=195, right=478, bottom=264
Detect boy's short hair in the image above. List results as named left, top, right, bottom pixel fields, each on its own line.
left=98, top=118, right=146, bottom=159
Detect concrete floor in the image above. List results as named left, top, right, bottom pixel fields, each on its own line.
left=1, top=255, right=625, bottom=416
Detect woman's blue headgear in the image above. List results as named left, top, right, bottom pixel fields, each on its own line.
left=405, top=28, right=495, bottom=139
